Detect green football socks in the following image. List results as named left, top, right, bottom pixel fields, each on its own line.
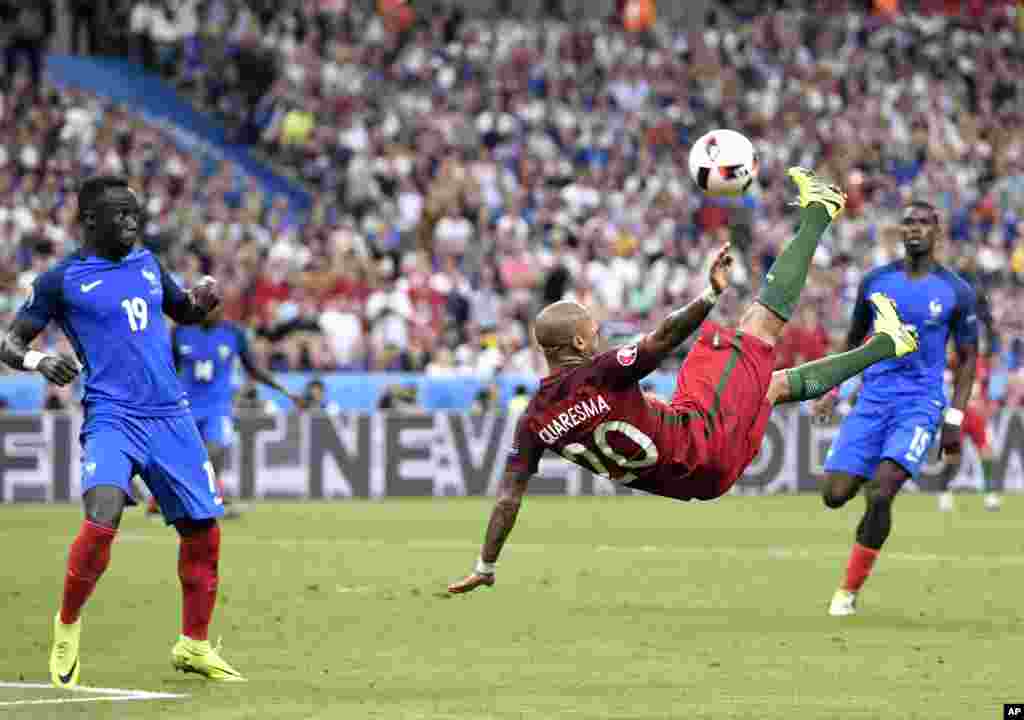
left=784, top=335, right=896, bottom=402
left=757, top=205, right=832, bottom=321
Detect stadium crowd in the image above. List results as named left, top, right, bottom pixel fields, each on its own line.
left=2, top=0, right=1024, bottom=408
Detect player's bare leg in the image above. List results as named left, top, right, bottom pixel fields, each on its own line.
left=937, top=452, right=961, bottom=512
left=939, top=448, right=999, bottom=511
left=51, top=486, right=128, bottom=687
left=820, top=472, right=869, bottom=509
left=737, top=168, right=845, bottom=346
left=170, top=517, right=245, bottom=681
left=980, top=447, right=1001, bottom=510
left=826, top=460, right=909, bottom=616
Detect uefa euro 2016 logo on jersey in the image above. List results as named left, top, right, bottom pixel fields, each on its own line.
left=617, top=345, right=638, bottom=367
left=142, top=269, right=161, bottom=296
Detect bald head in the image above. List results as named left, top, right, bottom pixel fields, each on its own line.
left=534, top=301, right=596, bottom=357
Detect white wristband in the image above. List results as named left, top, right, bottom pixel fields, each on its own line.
left=944, top=408, right=964, bottom=427
left=700, top=286, right=722, bottom=307
left=475, top=557, right=496, bottom=576
left=23, top=351, right=48, bottom=371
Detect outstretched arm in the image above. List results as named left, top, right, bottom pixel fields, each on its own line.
left=238, top=336, right=306, bottom=409
left=639, top=242, right=733, bottom=360
left=448, top=468, right=532, bottom=594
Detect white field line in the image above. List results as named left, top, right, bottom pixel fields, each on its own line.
left=0, top=682, right=187, bottom=707
left=105, top=532, right=1024, bottom=568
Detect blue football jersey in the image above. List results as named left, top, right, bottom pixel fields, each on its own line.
left=851, top=262, right=978, bottom=404
left=17, top=248, right=193, bottom=416
left=173, top=322, right=249, bottom=416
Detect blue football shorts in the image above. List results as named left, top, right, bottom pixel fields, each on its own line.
left=80, top=412, right=223, bottom=524
left=824, top=395, right=943, bottom=481
left=194, top=411, right=235, bottom=449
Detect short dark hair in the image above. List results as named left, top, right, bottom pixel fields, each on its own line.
left=905, top=200, right=940, bottom=224
left=77, top=176, right=131, bottom=219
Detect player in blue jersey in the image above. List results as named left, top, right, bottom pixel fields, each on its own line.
left=158, top=304, right=304, bottom=516
left=0, top=177, right=245, bottom=686
left=813, top=201, right=979, bottom=616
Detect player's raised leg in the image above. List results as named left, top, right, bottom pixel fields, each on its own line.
left=736, top=168, right=846, bottom=346
left=146, top=415, right=245, bottom=681
left=763, top=293, right=919, bottom=407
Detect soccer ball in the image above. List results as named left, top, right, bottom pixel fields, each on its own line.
left=688, top=129, right=759, bottom=196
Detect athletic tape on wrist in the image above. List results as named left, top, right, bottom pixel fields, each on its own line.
left=944, top=408, right=964, bottom=427
left=475, top=558, right=496, bottom=575
left=23, top=351, right=48, bottom=371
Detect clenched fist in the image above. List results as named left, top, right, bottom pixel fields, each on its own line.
left=190, top=275, right=221, bottom=313
left=38, top=353, right=80, bottom=386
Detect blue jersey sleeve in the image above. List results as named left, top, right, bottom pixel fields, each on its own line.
left=15, top=266, right=64, bottom=335
left=950, top=280, right=979, bottom=349
left=158, top=260, right=205, bottom=325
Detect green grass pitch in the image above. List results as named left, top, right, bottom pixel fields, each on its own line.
left=1, top=495, right=1021, bottom=719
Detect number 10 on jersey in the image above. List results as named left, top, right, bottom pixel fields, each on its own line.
left=121, top=297, right=148, bottom=332
left=560, top=420, right=659, bottom=483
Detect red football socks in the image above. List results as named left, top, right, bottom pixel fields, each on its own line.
left=843, top=543, right=880, bottom=592
left=60, top=520, right=117, bottom=625
left=178, top=524, right=221, bottom=641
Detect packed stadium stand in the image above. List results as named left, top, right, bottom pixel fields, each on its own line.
left=1, top=0, right=1023, bottom=409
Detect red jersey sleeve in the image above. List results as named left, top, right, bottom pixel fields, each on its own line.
left=589, top=343, right=662, bottom=388
left=505, top=414, right=544, bottom=475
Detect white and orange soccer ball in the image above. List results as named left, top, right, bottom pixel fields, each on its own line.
left=688, top=129, right=759, bottom=196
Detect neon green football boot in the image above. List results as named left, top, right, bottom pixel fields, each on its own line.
left=49, top=613, right=82, bottom=688
left=869, top=292, right=919, bottom=358
left=171, top=636, right=246, bottom=682
left=787, top=167, right=847, bottom=220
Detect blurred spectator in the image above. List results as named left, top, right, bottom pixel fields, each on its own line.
left=2, top=0, right=54, bottom=88
left=378, top=383, right=419, bottom=411
left=507, top=384, right=530, bottom=414
left=471, top=385, right=499, bottom=415
left=68, top=0, right=99, bottom=56
left=301, top=378, right=340, bottom=413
